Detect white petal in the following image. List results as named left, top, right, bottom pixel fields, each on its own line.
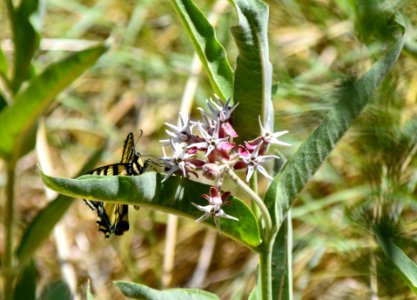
left=161, top=166, right=178, bottom=182
left=246, top=166, right=255, bottom=182
left=196, top=213, right=211, bottom=223
left=258, top=155, right=280, bottom=162
left=213, top=217, right=222, bottom=233
left=165, top=122, right=180, bottom=132
left=218, top=210, right=239, bottom=221
left=271, top=138, right=291, bottom=146
left=257, top=165, right=273, bottom=180
left=272, top=130, right=289, bottom=138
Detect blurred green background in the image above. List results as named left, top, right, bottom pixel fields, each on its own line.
left=1, top=0, right=417, bottom=299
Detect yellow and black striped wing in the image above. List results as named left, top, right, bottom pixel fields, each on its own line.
left=84, top=163, right=133, bottom=238
left=120, top=132, right=136, bottom=164
left=88, top=163, right=133, bottom=176
left=84, top=132, right=149, bottom=238
left=84, top=197, right=129, bottom=238
left=120, top=132, right=148, bottom=174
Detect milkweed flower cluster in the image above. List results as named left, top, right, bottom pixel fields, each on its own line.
left=160, top=96, right=290, bottom=231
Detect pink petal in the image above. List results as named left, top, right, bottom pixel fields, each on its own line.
left=233, top=160, right=247, bottom=170
left=221, top=191, right=231, bottom=202
left=186, top=147, right=198, bottom=154
left=245, top=137, right=262, bottom=150
left=207, top=151, right=217, bottom=163
left=188, top=159, right=205, bottom=168
left=221, top=122, right=238, bottom=138
left=209, top=186, right=219, bottom=198
left=220, top=142, right=235, bottom=151
left=201, top=193, right=210, bottom=201
left=237, top=145, right=250, bottom=157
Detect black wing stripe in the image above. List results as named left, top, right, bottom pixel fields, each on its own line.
left=84, top=132, right=149, bottom=238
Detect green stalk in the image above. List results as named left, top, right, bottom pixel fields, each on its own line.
left=249, top=171, right=260, bottom=217
left=286, top=210, right=293, bottom=299
left=224, top=166, right=272, bottom=239
left=3, top=160, right=16, bottom=300
left=224, top=166, right=273, bottom=299
left=259, top=239, right=273, bottom=300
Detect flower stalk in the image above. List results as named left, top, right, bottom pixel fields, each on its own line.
left=224, top=166, right=272, bottom=240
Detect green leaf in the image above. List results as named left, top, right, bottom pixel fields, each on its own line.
left=16, top=195, right=73, bottom=268
left=0, top=43, right=107, bottom=160
left=40, top=171, right=262, bottom=250
left=13, top=260, right=36, bottom=300
left=115, top=281, right=220, bottom=300
left=171, top=0, right=233, bottom=100
left=11, top=0, right=41, bottom=93
left=39, top=281, right=72, bottom=300
left=265, top=30, right=405, bottom=229
left=231, top=0, right=274, bottom=142
left=16, top=145, right=106, bottom=269
left=374, top=229, right=417, bottom=293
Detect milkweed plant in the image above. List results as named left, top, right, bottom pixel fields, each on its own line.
left=160, top=96, right=290, bottom=232
left=38, top=0, right=410, bottom=300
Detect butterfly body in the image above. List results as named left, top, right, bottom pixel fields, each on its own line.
left=84, top=132, right=149, bottom=238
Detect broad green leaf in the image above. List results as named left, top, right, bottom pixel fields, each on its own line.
left=231, top=0, right=274, bottom=142
left=16, top=195, right=72, bottom=268
left=265, top=30, right=405, bottom=229
left=0, top=44, right=107, bottom=160
left=115, top=281, right=219, bottom=300
left=351, top=0, right=399, bottom=45
left=39, top=281, right=72, bottom=300
left=16, top=145, right=106, bottom=269
left=171, top=0, right=233, bottom=100
left=40, top=171, right=262, bottom=250
left=11, top=0, right=41, bottom=93
left=374, top=229, right=417, bottom=293
left=12, top=260, right=36, bottom=300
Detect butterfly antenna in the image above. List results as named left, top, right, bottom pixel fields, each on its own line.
left=134, top=129, right=144, bottom=145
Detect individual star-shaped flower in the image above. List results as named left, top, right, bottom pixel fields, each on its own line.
left=235, top=144, right=280, bottom=182
left=161, top=140, right=204, bottom=182
left=203, top=96, right=239, bottom=138
left=192, top=186, right=238, bottom=233
left=189, top=123, right=235, bottom=161
left=246, top=116, right=290, bottom=153
left=206, top=96, right=239, bottom=123
left=160, top=113, right=198, bottom=144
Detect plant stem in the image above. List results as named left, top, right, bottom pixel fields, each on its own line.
left=224, top=167, right=272, bottom=240
left=259, top=239, right=273, bottom=300
left=3, top=161, right=16, bottom=300
left=249, top=171, right=260, bottom=216
left=286, top=210, right=293, bottom=300
left=224, top=167, right=273, bottom=300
